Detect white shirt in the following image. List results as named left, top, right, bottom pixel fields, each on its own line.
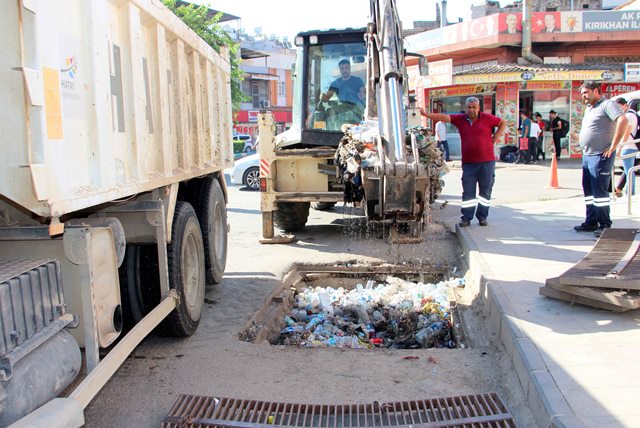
left=435, top=121, right=447, bottom=142
left=621, top=110, right=639, bottom=150
left=529, top=121, right=541, bottom=138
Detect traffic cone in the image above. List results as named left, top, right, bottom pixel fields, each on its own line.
left=546, top=153, right=560, bottom=189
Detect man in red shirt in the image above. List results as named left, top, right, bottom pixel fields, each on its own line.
left=422, top=97, right=506, bottom=227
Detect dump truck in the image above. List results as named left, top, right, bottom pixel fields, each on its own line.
left=258, top=0, right=435, bottom=243
left=0, top=0, right=233, bottom=425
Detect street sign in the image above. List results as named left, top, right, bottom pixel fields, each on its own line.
left=625, top=63, right=640, bottom=82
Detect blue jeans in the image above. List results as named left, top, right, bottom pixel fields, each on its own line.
left=438, top=140, right=450, bottom=161
left=581, top=154, right=615, bottom=228
left=616, top=147, right=638, bottom=195
left=461, top=161, right=495, bottom=221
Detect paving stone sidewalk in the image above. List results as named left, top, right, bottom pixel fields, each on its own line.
left=452, top=191, right=640, bottom=428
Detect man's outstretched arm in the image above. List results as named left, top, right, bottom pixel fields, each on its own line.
left=419, top=108, right=451, bottom=123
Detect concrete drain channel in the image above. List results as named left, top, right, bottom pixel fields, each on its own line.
left=163, top=263, right=517, bottom=427
left=239, top=263, right=467, bottom=349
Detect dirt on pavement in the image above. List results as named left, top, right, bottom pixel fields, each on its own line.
left=85, top=187, right=535, bottom=427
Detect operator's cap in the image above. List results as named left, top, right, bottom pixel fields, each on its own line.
left=549, top=109, right=557, bottom=114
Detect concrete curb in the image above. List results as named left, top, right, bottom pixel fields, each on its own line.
left=455, top=224, right=587, bottom=428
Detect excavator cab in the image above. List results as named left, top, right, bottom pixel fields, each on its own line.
left=292, top=29, right=367, bottom=148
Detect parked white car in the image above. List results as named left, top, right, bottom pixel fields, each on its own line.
left=229, top=153, right=260, bottom=190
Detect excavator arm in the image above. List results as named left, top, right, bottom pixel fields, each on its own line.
left=360, top=0, right=432, bottom=229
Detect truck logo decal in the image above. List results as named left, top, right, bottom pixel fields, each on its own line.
left=61, top=56, right=78, bottom=79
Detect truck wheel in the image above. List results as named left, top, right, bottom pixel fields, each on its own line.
left=119, top=245, right=161, bottom=328
left=274, top=202, right=310, bottom=232
left=311, top=202, right=336, bottom=211
left=162, top=201, right=206, bottom=337
left=193, top=177, right=228, bottom=284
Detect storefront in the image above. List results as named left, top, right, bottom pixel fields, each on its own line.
left=421, top=84, right=497, bottom=158
left=233, top=110, right=293, bottom=138
left=418, top=67, right=636, bottom=159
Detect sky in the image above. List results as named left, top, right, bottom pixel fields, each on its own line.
left=204, top=0, right=485, bottom=42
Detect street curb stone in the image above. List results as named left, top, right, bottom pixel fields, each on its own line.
left=455, top=224, right=585, bottom=428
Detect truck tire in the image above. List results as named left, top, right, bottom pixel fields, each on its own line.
left=161, top=201, right=206, bottom=337
left=193, top=177, right=228, bottom=284
left=119, top=245, right=161, bottom=328
left=274, top=202, right=310, bottom=232
left=311, top=202, right=336, bottom=211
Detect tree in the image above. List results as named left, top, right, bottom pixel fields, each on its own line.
left=163, top=0, right=246, bottom=110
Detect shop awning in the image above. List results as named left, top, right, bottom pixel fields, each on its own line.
left=243, top=73, right=279, bottom=81
left=450, top=63, right=624, bottom=85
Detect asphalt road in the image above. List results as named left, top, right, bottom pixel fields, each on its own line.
left=83, top=158, right=584, bottom=427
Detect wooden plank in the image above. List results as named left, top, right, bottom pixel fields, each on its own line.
left=607, top=230, right=640, bottom=276
left=558, top=276, right=640, bottom=290
left=557, top=228, right=640, bottom=290
left=546, top=277, right=640, bottom=310
left=539, top=286, right=630, bottom=312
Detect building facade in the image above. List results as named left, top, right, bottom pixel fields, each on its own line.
left=407, top=8, right=640, bottom=159
left=234, top=37, right=296, bottom=139
left=472, top=0, right=604, bottom=19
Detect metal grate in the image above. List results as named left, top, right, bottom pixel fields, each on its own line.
left=162, top=393, right=516, bottom=427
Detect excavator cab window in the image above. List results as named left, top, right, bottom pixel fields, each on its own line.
left=304, top=41, right=367, bottom=133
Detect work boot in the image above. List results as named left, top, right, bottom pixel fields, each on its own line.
left=458, top=219, right=471, bottom=228
left=573, top=223, right=597, bottom=232
left=478, top=218, right=488, bottom=226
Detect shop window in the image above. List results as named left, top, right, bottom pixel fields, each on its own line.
left=252, top=82, right=260, bottom=108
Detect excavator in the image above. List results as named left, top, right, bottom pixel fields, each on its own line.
left=258, top=0, right=441, bottom=243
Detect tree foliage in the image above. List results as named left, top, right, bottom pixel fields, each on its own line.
left=162, top=0, right=246, bottom=110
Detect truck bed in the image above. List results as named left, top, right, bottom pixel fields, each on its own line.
left=0, top=0, right=234, bottom=218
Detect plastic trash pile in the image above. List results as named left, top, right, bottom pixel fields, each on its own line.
left=334, top=123, right=449, bottom=204
left=277, top=276, right=465, bottom=349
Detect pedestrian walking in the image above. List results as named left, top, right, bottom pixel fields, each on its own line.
left=421, top=97, right=506, bottom=227
left=516, top=111, right=531, bottom=164
left=435, top=120, right=450, bottom=161
left=549, top=110, right=564, bottom=159
left=534, top=112, right=546, bottom=160
left=529, top=117, right=541, bottom=163
left=613, top=97, right=639, bottom=197
left=573, top=81, right=628, bottom=237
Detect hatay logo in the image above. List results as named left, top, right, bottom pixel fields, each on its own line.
left=60, top=55, right=80, bottom=103
left=61, top=56, right=78, bottom=80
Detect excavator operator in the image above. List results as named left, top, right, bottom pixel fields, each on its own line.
left=321, top=59, right=365, bottom=105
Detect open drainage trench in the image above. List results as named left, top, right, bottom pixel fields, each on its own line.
left=241, top=265, right=466, bottom=350
left=234, top=263, right=535, bottom=427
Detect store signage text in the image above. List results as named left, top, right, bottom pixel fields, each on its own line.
left=455, top=70, right=623, bottom=84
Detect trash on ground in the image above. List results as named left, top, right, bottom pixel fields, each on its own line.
left=276, top=276, right=465, bottom=349
left=334, top=123, right=449, bottom=204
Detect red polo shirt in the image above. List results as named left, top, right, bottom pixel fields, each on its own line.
left=450, top=112, right=502, bottom=163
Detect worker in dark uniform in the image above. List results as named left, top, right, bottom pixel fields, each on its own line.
left=573, top=81, right=628, bottom=237
left=421, top=97, right=506, bottom=227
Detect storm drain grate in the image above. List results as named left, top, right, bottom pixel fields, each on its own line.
left=162, top=393, right=516, bottom=427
